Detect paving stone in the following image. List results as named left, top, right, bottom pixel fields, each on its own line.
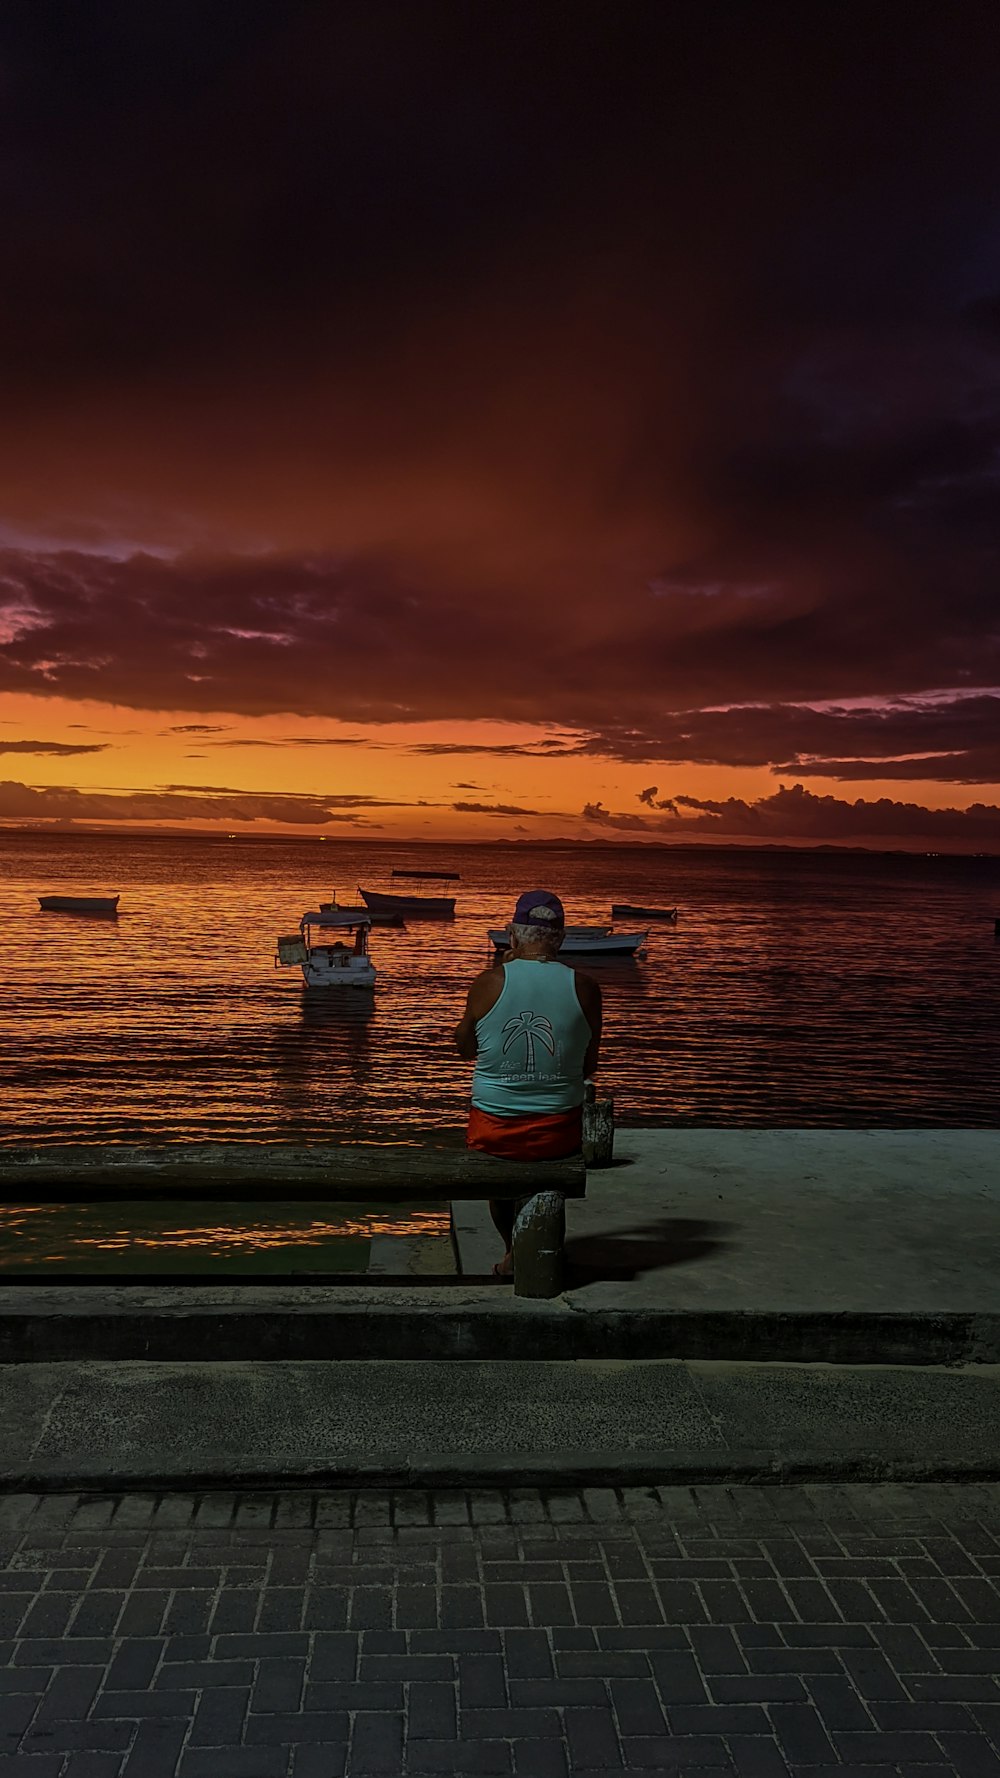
left=564, top=1706, right=623, bottom=1768
left=61, top=1756, right=125, bottom=1778
left=120, top=1719, right=188, bottom=1776
left=512, top=1740, right=568, bottom=1775
left=768, top=1702, right=837, bottom=1764
left=9, top=1483, right=1000, bottom=1778
left=609, top=1676, right=667, bottom=1734
left=349, top=1711, right=403, bottom=1772
left=408, top=1738, right=511, bottom=1772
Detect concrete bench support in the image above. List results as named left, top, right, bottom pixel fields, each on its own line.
left=512, top=1191, right=566, bottom=1298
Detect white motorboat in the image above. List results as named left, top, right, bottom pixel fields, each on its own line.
left=488, top=927, right=648, bottom=957
left=275, top=911, right=376, bottom=989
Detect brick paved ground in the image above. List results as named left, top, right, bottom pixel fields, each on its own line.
left=2, top=1482, right=1000, bottom=1775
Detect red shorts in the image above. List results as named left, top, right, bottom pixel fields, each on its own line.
left=466, top=1104, right=583, bottom=1161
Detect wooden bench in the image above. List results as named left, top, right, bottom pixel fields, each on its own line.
left=0, top=1145, right=586, bottom=1298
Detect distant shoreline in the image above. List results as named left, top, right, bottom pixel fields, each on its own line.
left=0, top=826, right=996, bottom=860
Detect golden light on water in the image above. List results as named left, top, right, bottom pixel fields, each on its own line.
left=0, top=1203, right=449, bottom=1267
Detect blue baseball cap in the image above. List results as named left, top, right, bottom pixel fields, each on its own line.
left=512, top=889, right=565, bottom=926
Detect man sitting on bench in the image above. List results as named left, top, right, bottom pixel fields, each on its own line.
left=453, top=889, right=602, bottom=1276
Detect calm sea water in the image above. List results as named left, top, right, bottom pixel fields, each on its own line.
left=2, top=830, right=998, bottom=1143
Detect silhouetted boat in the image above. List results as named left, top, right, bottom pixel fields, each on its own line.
left=360, top=887, right=455, bottom=919
left=489, top=927, right=647, bottom=956
left=38, top=895, right=120, bottom=915
left=391, top=869, right=460, bottom=880
left=611, top=903, right=677, bottom=920
left=315, top=896, right=403, bottom=927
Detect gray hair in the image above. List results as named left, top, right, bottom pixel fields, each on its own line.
left=510, top=920, right=563, bottom=955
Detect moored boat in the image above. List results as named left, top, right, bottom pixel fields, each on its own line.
left=275, top=911, right=376, bottom=989
left=611, top=903, right=677, bottom=920
left=315, top=896, right=403, bottom=927
left=488, top=927, right=647, bottom=956
left=38, top=894, right=120, bottom=915
left=391, top=869, right=460, bottom=880
left=360, top=887, right=455, bottom=919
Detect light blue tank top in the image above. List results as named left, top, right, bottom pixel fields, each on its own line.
left=472, top=959, right=592, bottom=1116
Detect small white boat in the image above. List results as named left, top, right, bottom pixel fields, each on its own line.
left=488, top=927, right=648, bottom=956
left=38, top=894, right=120, bottom=915
left=275, top=912, right=376, bottom=989
left=360, top=886, right=455, bottom=919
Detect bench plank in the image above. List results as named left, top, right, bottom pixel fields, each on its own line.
left=0, top=1144, right=586, bottom=1202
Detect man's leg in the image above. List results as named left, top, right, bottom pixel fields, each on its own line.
left=489, top=1198, right=516, bottom=1274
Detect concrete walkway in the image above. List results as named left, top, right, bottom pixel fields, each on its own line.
left=3, top=1357, right=1000, bottom=1490
left=2, top=1130, right=999, bottom=1492
left=2, top=1130, right=1000, bottom=1370
left=459, top=1129, right=1000, bottom=1313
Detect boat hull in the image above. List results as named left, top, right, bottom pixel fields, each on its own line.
left=38, top=895, right=120, bottom=914
left=488, top=928, right=648, bottom=956
left=360, top=888, right=455, bottom=919
left=611, top=904, right=677, bottom=920
left=313, top=905, right=373, bottom=927
left=301, top=952, right=376, bottom=989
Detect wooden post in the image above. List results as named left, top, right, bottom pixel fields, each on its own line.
left=582, top=1082, right=615, bottom=1168
left=511, top=1191, right=565, bottom=1297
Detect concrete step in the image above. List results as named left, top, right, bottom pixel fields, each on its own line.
left=2, top=1283, right=999, bottom=1366
left=2, top=1356, right=1000, bottom=1490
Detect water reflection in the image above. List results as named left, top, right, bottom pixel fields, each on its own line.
left=3, top=833, right=998, bottom=1140
left=269, top=988, right=376, bottom=1130
left=0, top=1199, right=447, bottom=1273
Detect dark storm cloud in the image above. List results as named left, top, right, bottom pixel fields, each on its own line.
left=588, top=785, right=1000, bottom=849
left=4, top=552, right=1000, bottom=739
left=0, top=738, right=108, bottom=756
left=587, top=697, right=1000, bottom=779
left=1, top=2, right=1000, bottom=837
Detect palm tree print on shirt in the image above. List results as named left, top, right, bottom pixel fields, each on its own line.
left=502, top=1009, right=555, bottom=1072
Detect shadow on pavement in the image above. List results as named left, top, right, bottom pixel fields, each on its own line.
left=565, top=1215, right=733, bottom=1286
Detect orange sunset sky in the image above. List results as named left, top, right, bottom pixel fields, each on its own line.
left=2, top=5, right=999, bottom=852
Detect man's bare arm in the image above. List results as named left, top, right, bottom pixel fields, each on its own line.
left=575, top=971, right=603, bottom=1078
left=453, top=967, right=504, bottom=1059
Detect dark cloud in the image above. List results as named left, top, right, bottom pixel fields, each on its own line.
left=2, top=549, right=999, bottom=762
left=572, top=697, right=1000, bottom=781
left=591, top=784, right=1000, bottom=849
left=0, top=4, right=999, bottom=823
left=206, top=735, right=379, bottom=748
left=0, top=738, right=108, bottom=756
left=582, top=801, right=651, bottom=831
left=452, top=800, right=540, bottom=817
left=0, top=780, right=386, bottom=826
